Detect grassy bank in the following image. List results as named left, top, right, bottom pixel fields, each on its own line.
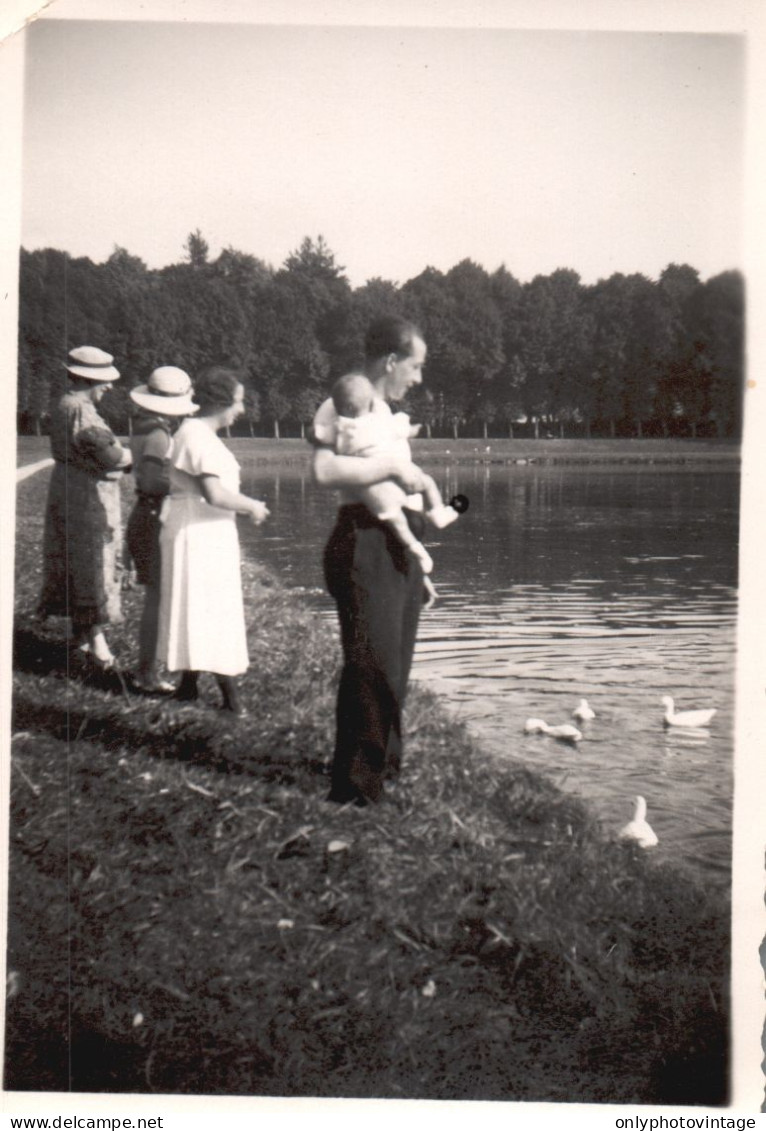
left=15, top=434, right=741, bottom=470
left=5, top=470, right=729, bottom=1102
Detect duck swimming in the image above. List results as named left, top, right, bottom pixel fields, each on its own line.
left=661, top=695, right=716, bottom=728
left=523, top=719, right=582, bottom=743
left=618, top=795, right=658, bottom=848
left=523, top=718, right=548, bottom=734
left=572, top=699, right=596, bottom=722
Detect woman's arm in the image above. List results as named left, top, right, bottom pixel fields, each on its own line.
left=135, top=429, right=171, bottom=495
left=200, top=475, right=269, bottom=524
left=75, top=425, right=132, bottom=476
left=312, top=446, right=428, bottom=494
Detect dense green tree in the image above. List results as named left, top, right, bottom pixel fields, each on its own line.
left=102, top=246, right=173, bottom=408
left=490, top=266, right=524, bottom=436
left=341, top=278, right=405, bottom=373
left=16, top=336, right=49, bottom=434
left=104, top=245, right=148, bottom=286
left=242, top=385, right=262, bottom=438
left=497, top=356, right=527, bottom=438
left=475, top=397, right=498, bottom=440
left=442, top=260, right=504, bottom=423
left=490, top=264, right=523, bottom=343
left=588, top=275, right=634, bottom=437
left=159, top=260, right=254, bottom=377
left=401, top=268, right=455, bottom=369
left=687, top=271, right=744, bottom=437
left=676, top=345, right=711, bottom=439
left=658, top=263, right=701, bottom=309
left=184, top=229, right=210, bottom=269
left=18, top=249, right=109, bottom=430
left=654, top=264, right=702, bottom=436
left=434, top=390, right=467, bottom=440
left=401, top=386, right=438, bottom=438
left=293, top=386, right=325, bottom=440
left=513, top=274, right=556, bottom=434
left=279, top=235, right=352, bottom=377
left=250, top=274, right=329, bottom=438
left=212, top=247, right=273, bottom=292
left=541, top=269, right=592, bottom=437
left=15, top=239, right=743, bottom=442
left=401, top=268, right=467, bottom=430
left=621, top=277, right=673, bottom=437
left=262, top=381, right=292, bottom=439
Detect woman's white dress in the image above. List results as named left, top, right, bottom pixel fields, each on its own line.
left=157, top=418, right=248, bottom=676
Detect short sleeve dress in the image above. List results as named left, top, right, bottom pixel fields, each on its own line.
left=156, top=418, right=249, bottom=677
left=38, top=390, right=129, bottom=628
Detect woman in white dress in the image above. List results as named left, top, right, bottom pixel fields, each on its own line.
left=157, top=367, right=269, bottom=715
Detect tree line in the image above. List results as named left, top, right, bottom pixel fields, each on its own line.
left=17, top=231, right=744, bottom=440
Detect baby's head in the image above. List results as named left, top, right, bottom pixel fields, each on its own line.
left=331, top=374, right=375, bottom=419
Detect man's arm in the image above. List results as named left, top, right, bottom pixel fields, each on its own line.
left=312, top=446, right=428, bottom=493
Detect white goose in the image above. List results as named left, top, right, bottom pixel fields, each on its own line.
left=572, top=698, right=596, bottom=722
left=618, top=795, right=658, bottom=848
left=661, top=695, right=716, bottom=729
left=523, top=718, right=548, bottom=734
left=523, top=718, right=582, bottom=743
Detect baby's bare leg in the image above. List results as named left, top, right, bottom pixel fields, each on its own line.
left=418, top=471, right=459, bottom=529
left=419, top=472, right=444, bottom=511
left=383, top=511, right=434, bottom=574
left=359, top=479, right=436, bottom=569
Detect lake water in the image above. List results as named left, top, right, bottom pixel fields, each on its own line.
left=240, top=459, right=739, bottom=886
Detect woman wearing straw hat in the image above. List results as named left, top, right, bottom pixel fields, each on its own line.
left=126, top=367, right=198, bottom=694
left=156, top=366, right=269, bottom=716
left=37, top=345, right=132, bottom=669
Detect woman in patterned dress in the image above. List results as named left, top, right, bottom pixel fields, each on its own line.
left=37, top=346, right=132, bottom=669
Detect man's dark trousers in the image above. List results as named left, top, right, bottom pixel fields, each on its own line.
left=323, top=503, right=424, bottom=804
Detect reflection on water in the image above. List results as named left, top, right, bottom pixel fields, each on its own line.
left=241, top=460, right=739, bottom=886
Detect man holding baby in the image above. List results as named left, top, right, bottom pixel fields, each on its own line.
left=312, top=315, right=459, bottom=806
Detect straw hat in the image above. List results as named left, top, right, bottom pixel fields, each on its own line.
left=130, top=367, right=198, bottom=416
left=65, top=345, right=120, bottom=382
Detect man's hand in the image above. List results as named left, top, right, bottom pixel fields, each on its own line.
left=423, top=576, right=438, bottom=609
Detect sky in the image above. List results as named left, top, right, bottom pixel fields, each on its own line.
left=20, top=18, right=745, bottom=287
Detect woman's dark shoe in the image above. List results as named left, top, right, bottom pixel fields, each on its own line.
left=71, top=645, right=122, bottom=693
left=327, top=786, right=368, bottom=807
left=216, top=675, right=248, bottom=717
left=174, top=670, right=200, bottom=701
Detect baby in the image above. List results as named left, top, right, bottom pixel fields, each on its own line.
left=331, top=373, right=459, bottom=595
